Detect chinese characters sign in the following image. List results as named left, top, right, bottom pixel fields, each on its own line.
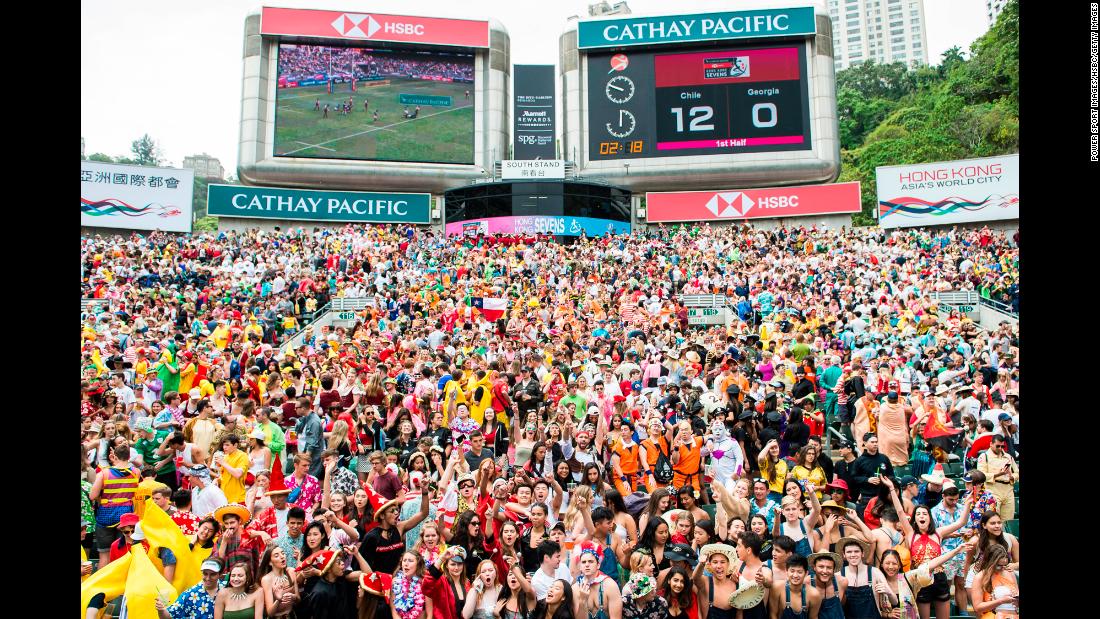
left=81, top=161, right=194, bottom=233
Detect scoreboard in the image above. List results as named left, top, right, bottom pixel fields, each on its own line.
left=587, top=42, right=811, bottom=160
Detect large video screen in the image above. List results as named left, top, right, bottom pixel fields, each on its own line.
left=586, top=42, right=811, bottom=160
left=274, top=43, right=475, bottom=164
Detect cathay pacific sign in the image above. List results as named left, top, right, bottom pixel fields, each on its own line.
left=577, top=7, right=817, bottom=49
left=207, top=185, right=431, bottom=224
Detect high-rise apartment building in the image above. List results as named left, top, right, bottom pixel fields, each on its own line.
left=588, top=1, right=631, bottom=17
left=829, top=0, right=928, bottom=71
left=182, top=153, right=225, bottom=181
left=986, top=0, right=1007, bottom=25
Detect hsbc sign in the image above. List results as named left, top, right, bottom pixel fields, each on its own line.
left=261, top=7, right=491, bottom=48
left=645, top=182, right=861, bottom=223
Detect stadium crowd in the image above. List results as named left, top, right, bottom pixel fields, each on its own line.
left=81, top=222, right=1019, bottom=619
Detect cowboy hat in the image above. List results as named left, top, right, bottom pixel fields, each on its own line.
left=213, top=503, right=252, bottom=526
left=729, top=581, right=766, bottom=609
left=921, top=463, right=948, bottom=485
left=819, top=500, right=846, bottom=517
left=837, top=536, right=870, bottom=558
left=808, top=551, right=843, bottom=568
left=699, top=543, right=738, bottom=565
left=934, top=384, right=951, bottom=396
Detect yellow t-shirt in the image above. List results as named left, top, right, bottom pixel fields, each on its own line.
left=219, top=449, right=251, bottom=504
left=179, top=363, right=197, bottom=395
left=211, top=327, right=230, bottom=350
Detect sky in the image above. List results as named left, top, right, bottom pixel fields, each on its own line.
left=81, top=0, right=991, bottom=174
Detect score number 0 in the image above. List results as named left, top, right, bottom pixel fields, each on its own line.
left=670, top=103, right=778, bottom=132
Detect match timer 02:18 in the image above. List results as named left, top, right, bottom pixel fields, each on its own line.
left=597, top=140, right=645, bottom=155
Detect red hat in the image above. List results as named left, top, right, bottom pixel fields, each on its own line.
left=613, top=395, right=626, bottom=404
left=118, top=513, right=140, bottom=529
left=266, top=454, right=291, bottom=496
left=825, top=478, right=850, bottom=500
left=302, top=549, right=340, bottom=575
left=370, top=491, right=404, bottom=522
left=360, top=571, right=393, bottom=596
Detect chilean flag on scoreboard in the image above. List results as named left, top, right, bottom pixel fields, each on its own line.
left=466, top=296, right=507, bottom=321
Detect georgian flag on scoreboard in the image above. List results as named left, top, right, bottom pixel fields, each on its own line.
left=465, top=296, right=508, bottom=321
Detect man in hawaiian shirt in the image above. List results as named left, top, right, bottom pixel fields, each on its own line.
left=156, top=558, right=223, bottom=619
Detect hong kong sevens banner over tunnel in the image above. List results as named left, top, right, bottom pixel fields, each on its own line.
left=875, top=154, right=1019, bottom=228
left=645, top=182, right=861, bottom=223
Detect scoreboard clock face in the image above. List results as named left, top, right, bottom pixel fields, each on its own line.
left=587, top=42, right=812, bottom=160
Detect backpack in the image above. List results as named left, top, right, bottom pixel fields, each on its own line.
left=652, top=439, right=674, bottom=484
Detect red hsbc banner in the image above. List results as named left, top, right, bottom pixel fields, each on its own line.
left=645, top=182, right=862, bottom=223
left=260, top=7, right=490, bottom=48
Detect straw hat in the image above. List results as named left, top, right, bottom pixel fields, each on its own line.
left=837, top=536, right=870, bottom=558
left=819, top=500, right=846, bottom=517
left=699, top=543, right=738, bottom=565
left=808, top=551, right=843, bottom=568
left=729, top=581, right=766, bottom=609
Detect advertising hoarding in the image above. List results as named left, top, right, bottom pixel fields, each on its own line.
left=207, top=185, right=430, bottom=224
left=445, top=215, right=630, bottom=237
left=274, top=43, right=475, bottom=164
left=645, top=182, right=861, bottom=223
left=577, top=7, right=817, bottom=49
left=875, top=154, right=1020, bottom=228
left=587, top=42, right=811, bottom=160
left=261, top=7, right=490, bottom=48
left=513, top=65, right=557, bottom=159
left=81, top=162, right=194, bottom=233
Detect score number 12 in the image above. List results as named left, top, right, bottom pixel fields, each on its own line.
left=669, top=104, right=779, bottom=132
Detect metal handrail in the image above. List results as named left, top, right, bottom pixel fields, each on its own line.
left=979, top=296, right=1018, bottom=316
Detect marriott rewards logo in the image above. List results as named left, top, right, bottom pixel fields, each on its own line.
left=645, top=183, right=862, bottom=223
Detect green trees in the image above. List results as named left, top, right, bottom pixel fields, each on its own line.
left=839, top=0, right=1019, bottom=226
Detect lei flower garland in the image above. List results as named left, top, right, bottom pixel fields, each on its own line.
left=392, top=572, right=426, bottom=619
